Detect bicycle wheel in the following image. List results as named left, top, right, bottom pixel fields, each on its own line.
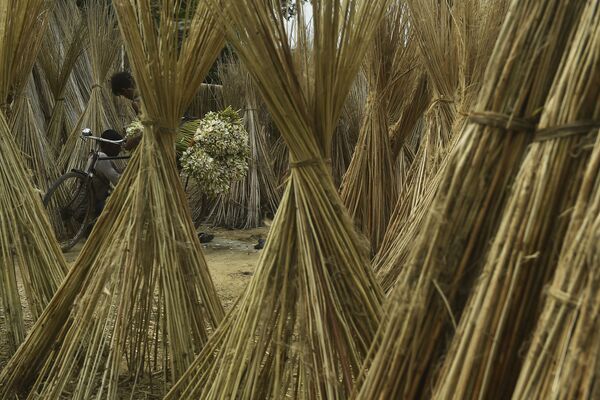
left=43, top=171, right=94, bottom=252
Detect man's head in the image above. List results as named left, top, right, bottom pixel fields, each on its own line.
left=110, top=71, right=136, bottom=100
left=100, top=129, right=123, bottom=157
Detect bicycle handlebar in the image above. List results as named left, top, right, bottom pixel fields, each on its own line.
left=81, top=128, right=125, bottom=145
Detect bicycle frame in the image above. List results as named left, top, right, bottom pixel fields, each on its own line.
left=80, top=128, right=130, bottom=176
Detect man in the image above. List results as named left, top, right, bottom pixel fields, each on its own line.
left=111, top=71, right=143, bottom=151
left=110, top=71, right=214, bottom=243
left=91, top=129, right=123, bottom=216
left=110, top=71, right=140, bottom=114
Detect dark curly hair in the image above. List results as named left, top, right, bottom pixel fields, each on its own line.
left=100, top=129, right=123, bottom=157
left=110, top=71, right=135, bottom=96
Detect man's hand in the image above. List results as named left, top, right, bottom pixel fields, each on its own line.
left=123, top=134, right=142, bottom=151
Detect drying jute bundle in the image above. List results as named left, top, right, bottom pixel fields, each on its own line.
left=389, top=71, right=429, bottom=192
left=509, top=3, right=599, bottom=398
left=331, top=72, right=367, bottom=187
left=373, top=0, right=508, bottom=292
left=10, top=79, right=61, bottom=193
left=0, top=0, right=68, bottom=356
left=432, top=1, right=599, bottom=397
left=208, top=58, right=280, bottom=228
left=339, top=2, right=413, bottom=255
left=354, top=0, right=585, bottom=398
left=512, top=140, right=600, bottom=396
left=0, top=1, right=225, bottom=398
left=166, top=0, right=389, bottom=398
left=40, top=0, right=87, bottom=153
left=58, top=1, right=121, bottom=173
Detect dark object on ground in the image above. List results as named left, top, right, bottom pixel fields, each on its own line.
left=254, top=239, right=265, bottom=250
left=199, top=233, right=214, bottom=243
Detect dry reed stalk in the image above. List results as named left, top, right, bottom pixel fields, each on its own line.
left=508, top=7, right=600, bottom=399
left=552, top=214, right=600, bottom=400
left=355, top=0, right=585, bottom=398
left=0, top=1, right=50, bottom=116
left=187, top=82, right=223, bottom=118
left=389, top=71, right=429, bottom=187
left=58, top=1, right=120, bottom=173
left=165, top=1, right=389, bottom=398
left=208, top=59, right=280, bottom=228
left=0, top=0, right=68, bottom=356
left=331, top=72, right=367, bottom=186
left=373, top=0, right=509, bottom=292
left=339, top=2, right=413, bottom=255
left=10, top=80, right=61, bottom=192
left=432, top=2, right=599, bottom=397
left=511, top=141, right=600, bottom=398
left=0, top=1, right=225, bottom=398
left=40, top=0, right=87, bottom=153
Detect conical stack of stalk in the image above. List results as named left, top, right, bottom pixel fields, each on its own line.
left=512, top=136, right=600, bottom=400
left=208, top=59, right=280, bottom=228
left=0, top=0, right=68, bottom=357
left=0, top=1, right=225, bottom=398
left=40, top=0, right=87, bottom=154
left=10, top=79, right=62, bottom=193
left=165, top=1, right=390, bottom=398
left=373, top=0, right=509, bottom=292
left=432, top=1, right=599, bottom=396
left=331, top=72, right=368, bottom=187
left=388, top=71, right=430, bottom=194
left=340, top=2, right=415, bottom=255
left=512, top=142, right=600, bottom=399
left=354, top=0, right=585, bottom=398
left=58, top=2, right=121, bottom=173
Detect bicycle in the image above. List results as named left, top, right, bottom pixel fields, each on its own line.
left=44, top=128, right=130, bottom=252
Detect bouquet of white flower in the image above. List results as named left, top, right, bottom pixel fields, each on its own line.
left=181, top=107, right=249, bottom=196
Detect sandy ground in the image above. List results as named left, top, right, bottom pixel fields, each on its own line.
left=0, top=225, right=268, bottom=382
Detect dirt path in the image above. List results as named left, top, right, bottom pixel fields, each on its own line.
left=0, top=226, right=267, bottom=373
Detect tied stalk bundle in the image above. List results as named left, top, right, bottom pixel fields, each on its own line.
left=355, top=0, right=585, bottom=399
left=388, top=71, right=430, bottom=193
left=58, top=1, right=120, bottom=174
left=512, top=138, right=600, bottom=398
left=373, top=0, right=508, bottom=292
left=339, top=2, right=414, bottom=255
left=0, top=0, right=68, bottom=357
left=331, top=72, right=367, bottom=187
left=39, top=0, right=87, bottom=153
left=10, top=80, right=62, bottom=193
left=208, top=59, right=280, bottom=228
left=432, top=0, right=600, bottom=397
left=510, top=3, right=600, bottom=397
left=166, top=1, right=389, bottom=398
left=0, top=1, right=225, bottom=398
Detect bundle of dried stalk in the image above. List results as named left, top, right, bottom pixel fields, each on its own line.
left=10, top=79, right=61, bottom=192
left=331, top=72, right=367, bottom=187
left=339, top=2, right=414, bottom=255
left=552, top=211, right=600, bottom=400
left=39, top=0, right=87, bottom=153
left=432, top=2, right=599, bottom=397
left=187, top=82, right=223, bottom=118
left=58, top=1, right=120, bottom=173
left=0, top=1, right=225, bottom=398
left=509, top=5, right=600, bottom=398
left=373, top=0, right=509, bottom=292
left=0, top=1, right=50, bottom=116
left=0, top=0, right=68, bottom=357
left=208, top=59, right=280, bottom=228
left=512, top=143, right=600, bottom=398
left=355, top=0, right=585, bottom=398
left=389, top=71, right=429, bottom=191
left=166, top=1, right=389, bottom=398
